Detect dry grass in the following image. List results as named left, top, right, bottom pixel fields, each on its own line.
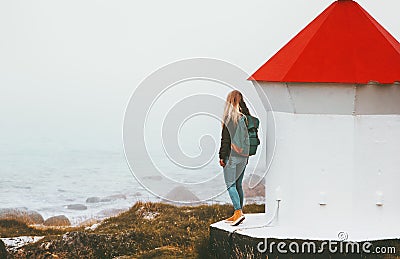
left=94, top=202, right=264, bottom=258
left=0, top=219, right=82, bottom=237
left=0, top=202, right=264, bottom=258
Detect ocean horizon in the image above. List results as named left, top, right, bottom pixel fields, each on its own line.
left=0, top=145, right=263, bottom=225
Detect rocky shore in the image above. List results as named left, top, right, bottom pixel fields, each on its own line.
left=0, top=202, right=264, bottom=258
left=0, top=192, right=134, bottom=230
left=0, top=178, right=267, bottom=258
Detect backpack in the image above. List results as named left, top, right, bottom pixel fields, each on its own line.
left=245, top=115, right=260, bottom=156
left=231, top=115, right=260, bottom=157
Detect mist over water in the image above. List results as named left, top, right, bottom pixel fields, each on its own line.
left=0, top=141, right=241, bottom=225
left=0, top=74, right=267, bottom=225
left=0, top=0, right=397, bottom=227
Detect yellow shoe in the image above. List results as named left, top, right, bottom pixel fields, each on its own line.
left=230, top=209, right=245, bottom=226
left=224, top=214, right=235, bottom=223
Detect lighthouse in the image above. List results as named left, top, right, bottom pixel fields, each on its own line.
left=250, top=0, right=400, bottom=240
left=211, top=0, right=400, bottom=248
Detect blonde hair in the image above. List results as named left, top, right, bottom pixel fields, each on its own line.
left=222, top=90, right=244, bottom=126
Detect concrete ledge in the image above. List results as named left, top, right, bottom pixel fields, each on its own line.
left=210, top=222, right=266, bottom=258
left=209, top=213, right=400, bottom=258
left=209, top=214, right=269, bottom=258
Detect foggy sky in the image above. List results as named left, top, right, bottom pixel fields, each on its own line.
left=1, top=0, right=399, bottom=151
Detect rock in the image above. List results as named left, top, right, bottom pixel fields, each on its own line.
left=0, top=239, right=9, bottom=258
left=86, top=194, right=127, bottom=203
left=86, top=197, right=101, bottom=203
left=26, top=210, right=45, bottom=225
left=165, top=186, right=200, bottom=202
left=84, top=223, right=101, bottom=231
left=78, top=218, right=100, bottom=227
left=1, top=236, right=44, bottom=253
left=65, top=204, right=87, bottom=210
left=142, top=211, right=159, bottom=220
left=44, top=215, right=71, bottom=226
left=243, top=174, right=265, bottom=197
left=101, top=194, right=127, bottom=202
left=0, top=208, right=44, bottom=225
left=97, top=208, right=126, bottom=218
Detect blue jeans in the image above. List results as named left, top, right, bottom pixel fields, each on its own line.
left=223, top=156, right=248, bottom=211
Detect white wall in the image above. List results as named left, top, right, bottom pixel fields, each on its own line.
left=258, top=82, right=400, bottom=115
left=260, top=82, right=400, bottom=239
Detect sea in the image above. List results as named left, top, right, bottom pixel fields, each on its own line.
left=0, top=145, right=263, bottom=226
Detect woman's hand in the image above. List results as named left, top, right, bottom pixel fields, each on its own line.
left=231, top=143, right=243, bottom=154
left=219, top=159, right=226, bottom=167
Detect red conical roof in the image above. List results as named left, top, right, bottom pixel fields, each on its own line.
left=250, top=0, right=400, bottom=84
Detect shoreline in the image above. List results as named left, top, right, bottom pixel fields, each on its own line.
left=0, top=195, right=264, bottom=228
left=0, top=201, right=265, bottom=258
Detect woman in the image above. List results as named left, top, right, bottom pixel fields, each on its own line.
left=219, top=90, right=250, bottom=226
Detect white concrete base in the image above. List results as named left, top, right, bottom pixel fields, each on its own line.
left=211, top=213, right=400, bottom=242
